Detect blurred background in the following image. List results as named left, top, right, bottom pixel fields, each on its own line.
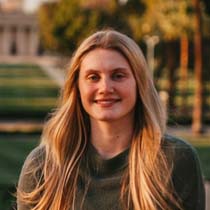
left=0, top=0, right=209, bottom=209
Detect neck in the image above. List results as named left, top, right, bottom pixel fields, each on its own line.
left=90, top=118, right=134, bottom=159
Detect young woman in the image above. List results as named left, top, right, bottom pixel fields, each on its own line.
left=17, top=30, right=205, bottom=210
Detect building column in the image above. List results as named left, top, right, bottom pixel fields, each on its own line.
left=0, top=26, right=3, bottom=55
left=2, top=26, right=11, bottom=55
left=16, top=26, right=26, bottom=55
left=28, top=26, right=39, bottom=56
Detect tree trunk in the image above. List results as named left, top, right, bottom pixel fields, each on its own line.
left=192, top=0, right=203, bottom=134
left=166, top=41, right=178, bottom=113
left=180, top=34, right=189, bottom=113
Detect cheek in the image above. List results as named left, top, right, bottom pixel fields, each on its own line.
left=78, top=83, right=86, bottom=105
left=125, top=81, right=137, bottom=98
left=79, top=84, right=93, bottom=104
left=78, top=80, right=87, bottom=96
left=128, top=84, right=137, bottom=107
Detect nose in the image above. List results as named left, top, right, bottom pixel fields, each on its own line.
left=98, top=77, right=114, bottom=94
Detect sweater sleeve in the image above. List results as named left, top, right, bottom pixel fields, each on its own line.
left=17, top=146, right=45, bottom=210
left=170, top=137, right=205, bottom=210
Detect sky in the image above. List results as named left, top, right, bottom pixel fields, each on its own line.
left=23, top=0, right=43, bottom=12
left=0, top=0, right=56, bottom=13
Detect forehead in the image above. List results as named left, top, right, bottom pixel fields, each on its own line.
left=80, top=48, right=131, bottom=71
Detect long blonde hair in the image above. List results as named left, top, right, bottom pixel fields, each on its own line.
left=18, top=30, right=182, bottom=210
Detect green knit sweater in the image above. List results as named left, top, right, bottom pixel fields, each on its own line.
left=75, top=144, right=129, bottom=210
left=17, top=135, right=205, bottom=210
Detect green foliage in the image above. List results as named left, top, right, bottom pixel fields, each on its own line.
left=40, top=0, right=111, bottom=53
left=203, top=0, right=210, bottom=14
left=38, top=2, right=59, bottom=51
left=203, top=12, right=210, bottom=37
left=38, top=0, right=143, bottom=53
left=38, top=0, right=210, bottom=53
left=134, top=0, right=195, bottom=40
left=52, top=0, right=85, bottom=52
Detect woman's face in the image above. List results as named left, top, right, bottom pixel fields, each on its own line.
left=78, top=48, right=137, bottom=123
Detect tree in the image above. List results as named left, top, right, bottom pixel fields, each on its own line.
left=48, top=0, right=94, bottom=54
left=192, top=0, right=203, bottom=134
left=38, top=0, right=138, bottom=54
left=131, top=0, right=194, bottom=114
left=38, top=0, right=101, bottom=54
left=38, top=2, right=59, bottom=52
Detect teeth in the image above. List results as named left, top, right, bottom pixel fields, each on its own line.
left=97, top=100, right=114, bottom=104
left=95, top=99, right=118, bottom=105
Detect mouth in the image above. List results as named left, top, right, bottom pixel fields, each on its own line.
left=94, top=98, right=121, bottom=106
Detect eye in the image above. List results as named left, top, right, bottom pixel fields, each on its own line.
left=112, top=72, right=125, bottom=81
left=87, top=74, right=100, bottom=82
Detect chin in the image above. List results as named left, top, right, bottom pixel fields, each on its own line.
left=97, top=118, right=116, bottom=122
left=94, top=115, right=118, bottom=122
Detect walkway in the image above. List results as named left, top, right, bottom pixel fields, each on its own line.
left=0, top=55, right=66, bottom=87
left=0, top=120, right=43, bottom=133
left=36, top=56, right=66, bottom=87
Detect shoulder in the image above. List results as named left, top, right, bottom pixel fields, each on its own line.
left=162, top=134, right=195, bottom=150
left=18, top=145, right=46, bottom=192
left=162, top=134, right=202, bottom=181
left=23, top=145, right=46, bottom=169
left=162, top=134, right=198, bottom=162
left=162, top=136, right=205, bottom=209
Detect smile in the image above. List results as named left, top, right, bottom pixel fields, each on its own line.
left=94, top=99, right=121, bottom=106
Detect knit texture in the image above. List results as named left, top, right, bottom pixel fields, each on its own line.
left=75, top=145, right=129, bottom=210
left=17, top=135, right=205, bottom=210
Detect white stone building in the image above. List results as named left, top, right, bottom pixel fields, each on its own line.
left=0, top=0, right=40, bottom=56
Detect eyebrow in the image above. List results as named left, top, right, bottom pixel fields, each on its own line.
left=82, top=67, right=130, bottom=75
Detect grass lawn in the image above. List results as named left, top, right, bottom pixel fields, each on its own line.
left=176, top=134, right=210, bottom=181
left=0, top=133, right=39, bottom=210
left=196, top=146, right=210, bottom=181
left=0, top=64, right=59, bottom=119
left=0, top=133, right=39, bottom=185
